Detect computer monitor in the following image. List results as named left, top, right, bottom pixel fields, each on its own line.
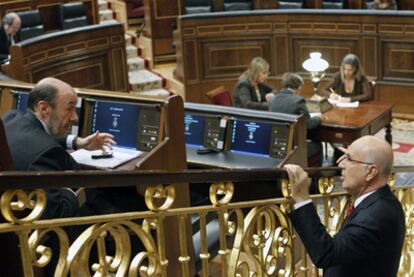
left=184, top=112, right=206, bottom=147
left=184, top=112, right=225, bottom=150
left=230, top=118, right=291, bottom=159
left=12, top=91, right=30, bottom=112
left=230, top=118, right=273, bottom=157
left=91, top=100, right=140, bottom=150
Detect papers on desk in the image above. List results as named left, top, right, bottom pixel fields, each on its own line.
left=71, top=147, right=143, bottom=169
left=328, top=99, right=359, bottom=108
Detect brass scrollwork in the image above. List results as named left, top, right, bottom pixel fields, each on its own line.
left=228, top=205, right=293, bottom=276
left=145, top=185, right=175, bottom=212
left=280, top=179, right=291, bottom=198
left=209, top=181, right=234, bottom=206
left=50, top=221, right=162, bottom=276
left=1, top=189, right=47, bottom=224
left=318, top=177, right=335, bottom=195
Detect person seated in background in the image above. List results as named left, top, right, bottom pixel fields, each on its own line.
left=269, top=72, right=322, bottom=167
left=284, top=135, right=405, bottom=277
left=0, top=13, right=21, bottom=63
left=1, top=77, right=121, bottom=219
left=321, top=53, right=371, bottom=102
left=366, top=0, right=397, bottom=10
left=233, top=57, right=277, bottom=110
left=2, top=77, right=148, bottom=217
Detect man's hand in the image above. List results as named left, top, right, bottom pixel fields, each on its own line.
left=284, top=164, right=311, bottom=203
left=76, top=131, right=115, bottom=151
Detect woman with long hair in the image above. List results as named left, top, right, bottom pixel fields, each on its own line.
left=322, top=53, right=371, bottom=102
left=233, top=57, right=276, bottom=110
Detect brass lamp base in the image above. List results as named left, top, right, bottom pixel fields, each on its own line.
left=306, top=97, right=333, bottom=113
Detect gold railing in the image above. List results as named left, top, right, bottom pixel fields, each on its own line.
left=0, top=167, right=412, bottom=276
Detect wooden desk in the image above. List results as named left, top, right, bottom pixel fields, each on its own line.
left=319, top=101, right=393, bottom=145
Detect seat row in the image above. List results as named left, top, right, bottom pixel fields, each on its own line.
left=16, top=2, right=88, bottom=41
left=184, top=0, right=383, bottom=14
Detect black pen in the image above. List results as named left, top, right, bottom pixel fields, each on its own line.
left=91, top=153, right=113, bottom=159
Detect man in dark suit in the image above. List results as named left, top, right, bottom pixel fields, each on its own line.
left=2, top=77, right=116, bottom=219
left=269, top=72, right=322, bottom=166
left=285, top=135, right=405, bottom=277
left=0, top=12, right=21, bottom=63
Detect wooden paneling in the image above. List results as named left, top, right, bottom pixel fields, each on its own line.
left=201, top=37, right=272, bottom=79
left=382, top=40, right=414, bottom=82
left=2, top=22, right=128, bottom=92
left=143, top=0, right=179, bottom=62
left=175, top=10, right=414, bottom=115
left=378, top=83, right=414, bottom=115
left=292, top=36, right=358, bottom=74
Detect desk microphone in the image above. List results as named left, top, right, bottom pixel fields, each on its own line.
left=196, top=148, right=220, bottom=155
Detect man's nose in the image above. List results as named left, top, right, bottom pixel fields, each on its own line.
left=71, top=112, right=78, bottom=122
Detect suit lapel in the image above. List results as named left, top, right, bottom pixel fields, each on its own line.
left=342, top=185, right=391, bottom=225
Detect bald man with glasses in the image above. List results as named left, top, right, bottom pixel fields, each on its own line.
left=0, top=12, right=21, bottom=63
left=284, top=135, right=405, bottom=277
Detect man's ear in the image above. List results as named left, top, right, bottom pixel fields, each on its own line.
left=365, top=165, right=378, bottom=182
left=35, top=100, right=50, bottom=119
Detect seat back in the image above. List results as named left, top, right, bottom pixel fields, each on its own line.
left=322, top=0, right=345, bottom=9
left=125, top=0, right=145, bottom=18
left=205, top=86, right=233, bottom=106
left=184, top=0, right=212, bottom=14
left=0, top=120, right=14, bottom=171
left=59, top=2, right=88, bottom=30
left=278, top=0, right=304, bottom=9
left=17, top=10, right=45, bottom=41
left=0, top=119, right=33, bottom=277
left=223, top=0, right=253, bottom=11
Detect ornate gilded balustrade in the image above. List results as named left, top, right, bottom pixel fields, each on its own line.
left=0, top=167, right=412, bottom=276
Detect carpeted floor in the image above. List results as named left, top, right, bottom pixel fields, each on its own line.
left=387, top=118, right=414, bottom=185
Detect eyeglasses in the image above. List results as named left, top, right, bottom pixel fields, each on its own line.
left=344, top=153, right=373, bottom=165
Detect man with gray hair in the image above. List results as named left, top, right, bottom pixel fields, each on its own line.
left=2, top=77, right=117, bottom=219
left=0, top=12, right=21, bottom=62
left=285, top=135, right=405, bottom=276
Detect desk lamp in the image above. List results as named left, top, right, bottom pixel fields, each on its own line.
left=302, top=52, right=329, bottom=98
left=302, top=52, right=332, bottom=113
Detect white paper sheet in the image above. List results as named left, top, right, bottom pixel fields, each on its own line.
left=71, top=147, right=143, bottom=169
left=336, top=101, right=359, bottom=108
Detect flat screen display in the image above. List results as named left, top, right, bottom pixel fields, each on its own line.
left=230, top=119, right=272, bottom=157
left=184, top=113, right=205, bottom=147
left=13, top=91, right=30, bottom=112
left=91, top=100, right=140, bottom=150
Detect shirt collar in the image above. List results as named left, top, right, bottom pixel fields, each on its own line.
left=354, top=190, right=376, bottom=207
left=31, top=111, right=51, bottom=135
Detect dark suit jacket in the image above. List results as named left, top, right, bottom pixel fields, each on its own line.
left=289, top=185, right=405, bottom=277
left=268, top=88, right=320, bottom=130
left=2, top=111, right=80, bottom=219
left=322, top=72, right=371, bottom=102
left=0, top=25, right=11, bottom=62
left=233, top=79, right=275, bottom=110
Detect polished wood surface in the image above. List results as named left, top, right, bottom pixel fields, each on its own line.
left=0, top=0, right=99, bottom=31
left=319, top=101, right=393, bottom=145
left=1, top=22, right=129, bottom=92
left=175, top=10, right=414, bottom=115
